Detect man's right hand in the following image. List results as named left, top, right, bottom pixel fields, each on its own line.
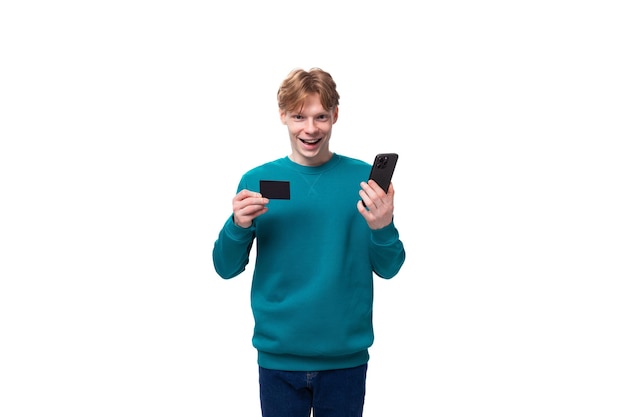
left=232, top=189, right=269, bottom=228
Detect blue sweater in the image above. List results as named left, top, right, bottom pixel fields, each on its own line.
left=213, top=154, right=406, bottom=371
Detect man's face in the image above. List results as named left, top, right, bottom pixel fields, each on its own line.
left=280, top=93, right=338, bottom=167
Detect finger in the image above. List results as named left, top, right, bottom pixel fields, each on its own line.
left=360, top=181, right=378, bottom=199
left=359, top=189, right=376, bottom=210
left=234, top=190, right=268, bottom=207
left=367, top=179, right=384, bottom=194
left=236, top=189, right=262, bottom=201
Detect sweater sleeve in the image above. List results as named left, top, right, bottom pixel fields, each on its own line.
left=212, top=215, right=256, bottom=279
left=369, top=219, right=406, bottom=279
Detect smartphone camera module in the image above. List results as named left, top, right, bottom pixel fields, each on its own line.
left=376, top=155, right=389, bottom=168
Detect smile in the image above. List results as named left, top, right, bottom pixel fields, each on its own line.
left=299, top=138, right=321, bottom=144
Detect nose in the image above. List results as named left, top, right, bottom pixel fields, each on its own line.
left=304, top=118, right=317, bottom=133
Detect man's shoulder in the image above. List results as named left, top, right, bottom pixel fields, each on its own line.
left=335, top=154, right=370, bottom=168
left=243, top=157, right=289, bottom=177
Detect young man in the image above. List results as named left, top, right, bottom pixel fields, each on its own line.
left=212, top=68, right=406, bottom=417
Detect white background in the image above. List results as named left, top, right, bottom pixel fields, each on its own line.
left=1, top=1, right=625, bottom=416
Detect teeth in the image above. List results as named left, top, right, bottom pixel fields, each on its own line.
left=302, top=138, right=319, bottom=143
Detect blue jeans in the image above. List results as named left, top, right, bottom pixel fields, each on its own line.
left=258, top=364, right=368, bottom=417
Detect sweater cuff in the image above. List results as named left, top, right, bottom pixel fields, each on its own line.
left=371, top=220, right=400, bottom=245
left=224, top=215, right=255, bottom=241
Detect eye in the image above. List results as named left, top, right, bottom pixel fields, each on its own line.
left=293, top=114, right=304, bottom=120
left=317, top=114, right=329, bottom=121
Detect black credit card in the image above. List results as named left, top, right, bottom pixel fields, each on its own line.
left=260, top=180, right=290, bottom=200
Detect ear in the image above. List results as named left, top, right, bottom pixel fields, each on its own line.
left=279, top=108, right=287, bottom=125
left=332, top=106, right=339, bottom=124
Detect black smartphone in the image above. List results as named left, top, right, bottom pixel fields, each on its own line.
left=367, top=153, right=398, bottom=193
